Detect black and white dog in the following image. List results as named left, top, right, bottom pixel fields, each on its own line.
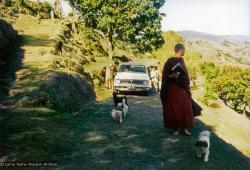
left=113, top=90, right=128, bottom=107
left=118, top=98, right=128, bottom=117
left=195, top=130, right=211, bottom=162
left=111, top=90, right=129, bottom=123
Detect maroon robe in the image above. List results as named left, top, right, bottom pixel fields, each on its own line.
left=160, top=57, right=194, bottom=129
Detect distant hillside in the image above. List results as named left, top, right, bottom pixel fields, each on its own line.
left=179, top=31, right=250, bottom=66
left=180, top=31, right=250, bottom=43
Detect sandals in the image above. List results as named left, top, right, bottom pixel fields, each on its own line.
left=173, top=129, right=192, bottom=136
left=173, top=130, right=179, bottom=136
left=183, top=129, right=192, bottom=136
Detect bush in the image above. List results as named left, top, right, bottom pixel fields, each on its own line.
left=202, top=83, right=218, bottom=105
left=31, top=71, right=96, bottom=112
left=201, top=64, right=250, bottom=111
left=213, top=66, right=250, bottom=110
left=200, top=62, right=220, bottom=81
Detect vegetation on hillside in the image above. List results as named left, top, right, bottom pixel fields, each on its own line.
left=186, top=39, right=250, bottom=66
left=213, top=66, right=250, bottom=111
left=53, top=20, right=108, bottom=73
left=1, top=0, right=53, bottom=19
left=0, top=4, right=96, bottom=112
left=200, top=62, right=250, bottom=114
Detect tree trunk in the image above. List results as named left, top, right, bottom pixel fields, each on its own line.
left=93, top=28, right=114, bottom=59
left=233, top=103, right=238, bottom=110
left=243, top=104, right=246, bottom=115
left=192, top=80, right=196, bottom=87
left=108, top=36, right=114, bottom=60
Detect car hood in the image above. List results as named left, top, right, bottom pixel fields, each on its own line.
left=115, top=72, right=150, bottom=80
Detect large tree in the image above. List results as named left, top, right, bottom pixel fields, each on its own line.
left=68, top=0, right=165, bottom=59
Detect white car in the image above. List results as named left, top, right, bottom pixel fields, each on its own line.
left=114, top=62, right=151, bottom=95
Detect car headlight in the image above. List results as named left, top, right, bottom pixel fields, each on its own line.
left=143, top=80, right=149, bottom=85
left=115, top=79, right=120, bottom=84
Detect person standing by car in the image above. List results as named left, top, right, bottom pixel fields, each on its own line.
left=99, top=67, right=106, bottom=86
left=150, top=66, right=159, bottom=93
left=157, top=61, right=163, bottom=91
left=106, top=64, right=114, bottom=90
left=160, top=44, right=194, bottom=136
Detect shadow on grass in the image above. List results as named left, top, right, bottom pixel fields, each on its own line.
left=0, top=37, right=24, bottom=101
left=190, top=86, right=199, bottom=90
left=22, top=35, right=53, bottom=47
left=11, top=65, right=51, bottom=98
left=0, top=94, right=249, bottom=170
left=208, top=102, right=221, bottom=108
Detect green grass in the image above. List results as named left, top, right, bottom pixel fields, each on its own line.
left=0, top=107, right=79, bottom=162
left=7, top=15, right=62, bottom=98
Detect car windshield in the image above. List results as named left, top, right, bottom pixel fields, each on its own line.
left=119, top=64, right=146, bottom=73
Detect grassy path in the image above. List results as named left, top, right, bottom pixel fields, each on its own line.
left=9, top=15, right=62, bottom=98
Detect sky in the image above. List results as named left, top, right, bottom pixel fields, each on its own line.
left=160, top=0, right=250, bottom=36
left=39, top=0, right=72, bottom=15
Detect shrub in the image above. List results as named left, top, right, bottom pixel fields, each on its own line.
left=202, top=83, right=218, bottom=105
left=30, top=71, right=95, bottom=112
left=213, top=66, right=250, bottom=110
left=200, top=62, right=220, bottom=82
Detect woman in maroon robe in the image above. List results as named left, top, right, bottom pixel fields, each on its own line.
left=160, top=44, right=194, bottom=136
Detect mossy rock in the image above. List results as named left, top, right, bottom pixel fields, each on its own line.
left=32, top=71, right=96, bottom=112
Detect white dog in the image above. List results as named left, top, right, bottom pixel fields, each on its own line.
left=111, top=99, right=128, bottom=123
left=195, top=130, right=211, bottom=162
left=111, top=108, right=123, bottom=123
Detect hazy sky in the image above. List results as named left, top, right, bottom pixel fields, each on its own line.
left=160, top=0, right=250, bottom=36
left=43, top=0, right=72, bottom=14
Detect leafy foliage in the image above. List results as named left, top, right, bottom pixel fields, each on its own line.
left=202, top=83, right=218, bottom=105
left=199, top=62, right=220, bottom=104
left=185, top=51, right=202, bottom=86
left=201, top=63, right=250, bottom=110
left=12, top=0, right=52, bottom=17
left=68, top=0, right=165, bottom=58
left=200, top=62, right=220, bottom=82
left=213, top=66, right=250, bottom=109
left=152, top=31, right=184, bottom=60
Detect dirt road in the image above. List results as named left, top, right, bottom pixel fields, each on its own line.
left=60, top=93, right=250, bottom=170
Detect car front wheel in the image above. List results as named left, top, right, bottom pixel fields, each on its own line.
left=143, top=90, right=151, bottom=96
